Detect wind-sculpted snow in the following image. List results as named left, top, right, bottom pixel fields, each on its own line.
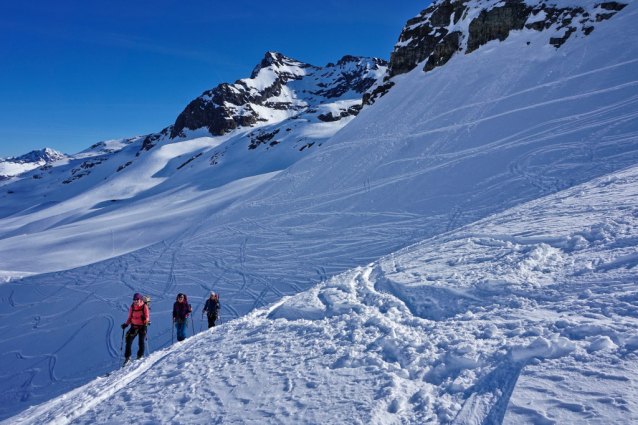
left=6, top=165, right=638, bottom=424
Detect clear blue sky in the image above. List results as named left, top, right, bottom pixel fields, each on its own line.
left=0, top=0, right=430, bottom=158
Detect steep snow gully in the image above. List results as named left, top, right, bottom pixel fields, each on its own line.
left=2, top=0, right=638, bottom=423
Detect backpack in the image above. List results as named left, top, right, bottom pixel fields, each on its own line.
left=206, top=295, right=219, bottom=314
left=130, top=295, right=150, bottom=325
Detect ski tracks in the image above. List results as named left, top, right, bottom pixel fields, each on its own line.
left=6, top=348, right=176, bottom=425
left=452, top=358, right=527, bottom=425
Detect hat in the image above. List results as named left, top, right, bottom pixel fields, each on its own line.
left=133, top=293, right=142, bottom=300
left=210, top=291, right=216, bottom=297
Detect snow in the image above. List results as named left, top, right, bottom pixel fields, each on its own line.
left=0, top=148, right=66, bottom=179
left=1, top=0, right=638, bottom=422
left=6, top=164, right=638, bottom=424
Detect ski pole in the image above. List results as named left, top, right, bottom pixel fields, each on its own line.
left=118, top=328, right=125, bottom=368
left=200, top=311, right=204, bottom=332
left=146, top=333, right=151, bottom=355
left=191, top=315, right=195, bottom=335
left=171, top=319, right=174, bottom=346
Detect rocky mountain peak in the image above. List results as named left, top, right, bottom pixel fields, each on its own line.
left=388, top=0, right=629, bottom=78
left=1, top=148, right=66, bottom=164
left=250, top=51, right=315, bottom=79
left=167, top=52, right=387, bottom=141
left=329, top=55, right=388, bottom=70
left=0, top=148, right=67, bottom=179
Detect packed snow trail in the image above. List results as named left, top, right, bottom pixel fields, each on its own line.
left=6, top=161, right=638, bottom=424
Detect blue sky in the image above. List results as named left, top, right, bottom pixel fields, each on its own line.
left=0, top=0, right=430, bottom=158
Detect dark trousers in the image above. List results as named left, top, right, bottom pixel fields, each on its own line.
left=124, top=326, right=146, bottom=359
left=207, top=313, right=217, bottom=329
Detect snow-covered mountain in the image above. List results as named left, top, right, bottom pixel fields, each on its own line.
left=2, top=0, right=638, bottom=422
left=0, top=53, right=387, bottom=274
left=0, top=148, right=66, bottom=180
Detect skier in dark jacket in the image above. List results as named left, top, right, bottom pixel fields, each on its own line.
left=202, top=291, right=220, bottom=329
left=173, top=293, right=192, bottom=341
left=121, top=293, right=150, bottom=366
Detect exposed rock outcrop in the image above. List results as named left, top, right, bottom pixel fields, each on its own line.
left=169, top=52, right=387, bottom=140
left=388, top=0, right=628, bottom=78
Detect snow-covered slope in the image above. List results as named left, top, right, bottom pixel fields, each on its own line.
left=0, top=148, right=66, bottom=180
left=1, top=0, right=638, bottom=421
left=0, top=54, right=387, bottom=275
left=7, top=162, right=638, bottom=424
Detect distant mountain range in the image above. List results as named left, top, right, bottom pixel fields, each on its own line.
left=1, top=53, right=386, bottom=186
left=0, top=148, right=66, bottom=179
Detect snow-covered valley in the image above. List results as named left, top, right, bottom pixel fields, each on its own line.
left=1, top=0, right=638, bottom=423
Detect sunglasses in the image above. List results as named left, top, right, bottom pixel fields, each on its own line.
left=178, top=296, right=184, bottom=299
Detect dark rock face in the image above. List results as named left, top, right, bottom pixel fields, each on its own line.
left=169, top=52, right=387, bottom=140
left=362, top=82, right=395, bottom=106
left=177, top=153, right=203, bottom=170
left=599, top=2, right=627, bottom=11
left=467, top=0, right=532, bottom=54
left=388, top=0, right=467, bottom=78
left=247, top=129, right=280, bottom=150
left=388, top=0, right=628, bottom=78
left=317, top=105, right=363, bottom=122
left=425, top=31, right=463, bottom=72
left=170, top=52, right=317, bottom=139
left=311, top=57, right=388, bottom=99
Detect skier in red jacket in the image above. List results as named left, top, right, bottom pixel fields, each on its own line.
left=121, top=293, right=150, bottom=366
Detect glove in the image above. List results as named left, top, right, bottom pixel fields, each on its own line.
left=121, top=324, right=127, bottom=329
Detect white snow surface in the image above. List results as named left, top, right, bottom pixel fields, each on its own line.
left=6, top=163, right=638, bottom=424
left=1, top=0, right=638, bottom=422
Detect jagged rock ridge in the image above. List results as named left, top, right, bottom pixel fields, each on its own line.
left=1, top=53, right=387, bottom=210
left=169, top=52, right=387, bottom=140
left=388, top=0, right=628, bottom=77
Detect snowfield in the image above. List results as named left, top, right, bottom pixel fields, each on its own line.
left=6, top=164, right=638, bottom=424
left=1, top=0, right=638, bottom=422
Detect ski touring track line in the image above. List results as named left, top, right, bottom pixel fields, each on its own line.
left=7, top=343, right=181, bottom=425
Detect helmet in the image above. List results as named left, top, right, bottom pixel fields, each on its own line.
left=210, top=291, right=216, bottom=297
left=133, top=293, right=142, bottom=300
